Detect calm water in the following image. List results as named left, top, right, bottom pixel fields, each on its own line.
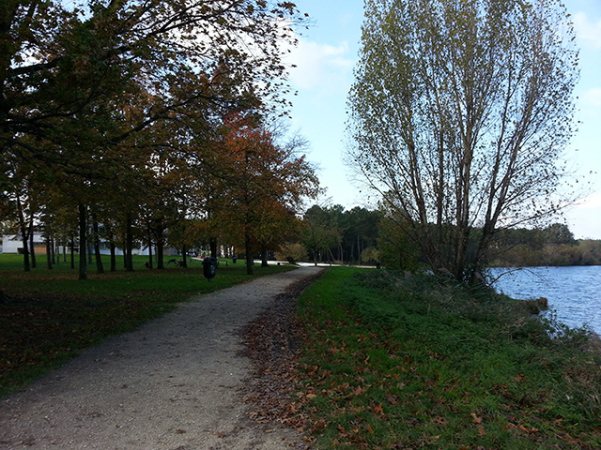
left=490, top=266, right=601, bottom=334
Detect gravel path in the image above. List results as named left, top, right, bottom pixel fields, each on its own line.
left=0, top=266, right=324, bottom=450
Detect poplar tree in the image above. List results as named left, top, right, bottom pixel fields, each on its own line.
left=347, top=0, right=579, bottom=282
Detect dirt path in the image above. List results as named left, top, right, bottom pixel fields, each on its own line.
left=0, top=266, right=324, bottom=450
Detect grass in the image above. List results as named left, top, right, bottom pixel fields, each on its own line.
left=0, top=253, right=294, bottom=397
left=295, top=268, right=601, bottom=449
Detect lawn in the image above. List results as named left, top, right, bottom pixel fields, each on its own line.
left=4, top=255, right=601, bottom=449
left=294, top=267, right=601, bottom=449
left=0, top=253, right=294, bottom=397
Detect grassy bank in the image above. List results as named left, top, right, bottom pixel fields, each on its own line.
left=0, top=254, right=293, bottom=397
left=295, top=268, right=601, bottom=449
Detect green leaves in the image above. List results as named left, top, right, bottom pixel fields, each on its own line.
left=347, top=0, right=580, bottom=282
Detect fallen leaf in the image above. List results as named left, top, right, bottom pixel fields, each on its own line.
left=352, top=386, right=365, bottom=396
left=471, top=412, right=483, bottom=424
left=433, top=416, right=448, bottom=425
left=387, top=395, right=399, bottom=405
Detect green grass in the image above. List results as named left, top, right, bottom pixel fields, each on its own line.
left=0, top=253, right=294, bottom=397
left=295, top=268, right=601, bottom=449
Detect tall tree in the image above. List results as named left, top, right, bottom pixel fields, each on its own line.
left=211, top=113, right=318, bottom=274
left=347, top=0, right=579, bottom=282
left=302, top=205, right=342, bottom=266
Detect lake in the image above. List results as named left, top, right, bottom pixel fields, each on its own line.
left=490, top=266, right=601, bottom=335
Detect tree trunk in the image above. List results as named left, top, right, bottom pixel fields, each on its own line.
left=261, top=244, right=268, bottom=267
left=78, top=202, right=88, bottom=280
left=87, top=241, right=93, bottom=265
left=125, top=212, right=134, bottom=272
left=70, top=236, right=75, bottom=269
left=16, top=196, right=30, bottom=272
left=46, top=237, right=52, bottom=269
left=245, top=232, right=253, bottom=275
left=92, top=214, right=104, bottom=274
left=155, top=225, right=165, bottom=270
left=29, top=221, right=36, bottom=269
left=210, top=237, right=217, bottom=258
left=181, top=244, right=188, bottom=268
left=110, top=242, right=116, bottom=272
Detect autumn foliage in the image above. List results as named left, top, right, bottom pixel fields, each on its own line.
left=201, top=113, right=318, bottom=274
left=1, top=1, right=316, bottom=274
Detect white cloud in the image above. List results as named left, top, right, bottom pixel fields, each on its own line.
left=285, top=38, right=355, bottom=91
left=579, top=87, right=601, bottom=107
left=574, top=192, right=601, bottom=209
left=573, top=12, right=601, bottom=48
left=566, top=193, right=601, bottom=239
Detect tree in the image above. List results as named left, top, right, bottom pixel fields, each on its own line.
left=302, top=205, right=342, bottom=266
left=343, top=206, right=381, bottom=265
left=377, top=212, right=420, bottom=271
left=347, top=0, right=578, bottom=282
left=1, top=0, right=305, bottom=153
left=210, top=113, right=318, bottom=274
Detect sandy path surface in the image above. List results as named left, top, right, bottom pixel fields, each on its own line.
left=0, top=266, right=323, bottom=450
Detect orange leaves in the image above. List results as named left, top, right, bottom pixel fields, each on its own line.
left=372, top=403, right=384, bottom=415
left=386, top=394, right=400, bottom=405
left=506, top=422, right=540, bottom=434
left=468, top=412, right=486, bottom=436
left=470, top=412, right=483, bottom=424
left=351, top=385, right=366, bottom=397
left=208, top=111, right=318, bottom=259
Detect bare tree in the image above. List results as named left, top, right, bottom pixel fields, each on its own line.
left=347, top=0, right=579, bottom=282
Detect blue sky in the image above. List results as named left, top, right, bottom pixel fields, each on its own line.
left=285, top=0, right=601, bottom=240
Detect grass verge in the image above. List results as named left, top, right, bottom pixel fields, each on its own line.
left=0, top=254, right=294, bottom=397
left=294, top=268, right=601, bottom=449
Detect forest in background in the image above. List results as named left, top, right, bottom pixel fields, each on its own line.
left=292, top=206, right=601, bottom=270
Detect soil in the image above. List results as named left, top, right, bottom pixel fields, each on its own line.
left=0, top=266, right=324, bottom=450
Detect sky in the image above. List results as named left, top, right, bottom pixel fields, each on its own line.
left=283, top=0, right=601, bottom=240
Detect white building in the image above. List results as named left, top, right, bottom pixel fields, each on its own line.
left=1, top=233, right=154, bottom=256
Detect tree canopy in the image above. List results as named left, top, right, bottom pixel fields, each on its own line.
left=347, top=0, right=579, bottom=282
left=1, top=0, right=319, bottom=276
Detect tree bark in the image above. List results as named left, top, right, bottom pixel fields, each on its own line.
left=155, top=225, right=165, bottom=270
left=92, top=213, right=104, bottom=274
left=16, top=196, right=30, bottom=272
left=46, top=237, right=52, bottom=269
left=70, top=236, right=75, bottom=269
left=125, top=212, right=134, bottom=272
left=245, top=232, right=253, bottom=275
left=261, top=244, right=269, bottom=267
left=110, top=242, right=116, bottom=272
left=29, top=220, right=36, bottom=269
left=181, top=244, right=188, bottom=268
left=78, top=202, right=87, bottom=280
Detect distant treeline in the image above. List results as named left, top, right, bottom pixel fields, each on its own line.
left=294, top=209, right=601, bottom=269
left=487, top=224, right=601, bottom=267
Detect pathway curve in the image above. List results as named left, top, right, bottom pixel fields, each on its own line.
left=0, top=266, right=324, bottom=450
